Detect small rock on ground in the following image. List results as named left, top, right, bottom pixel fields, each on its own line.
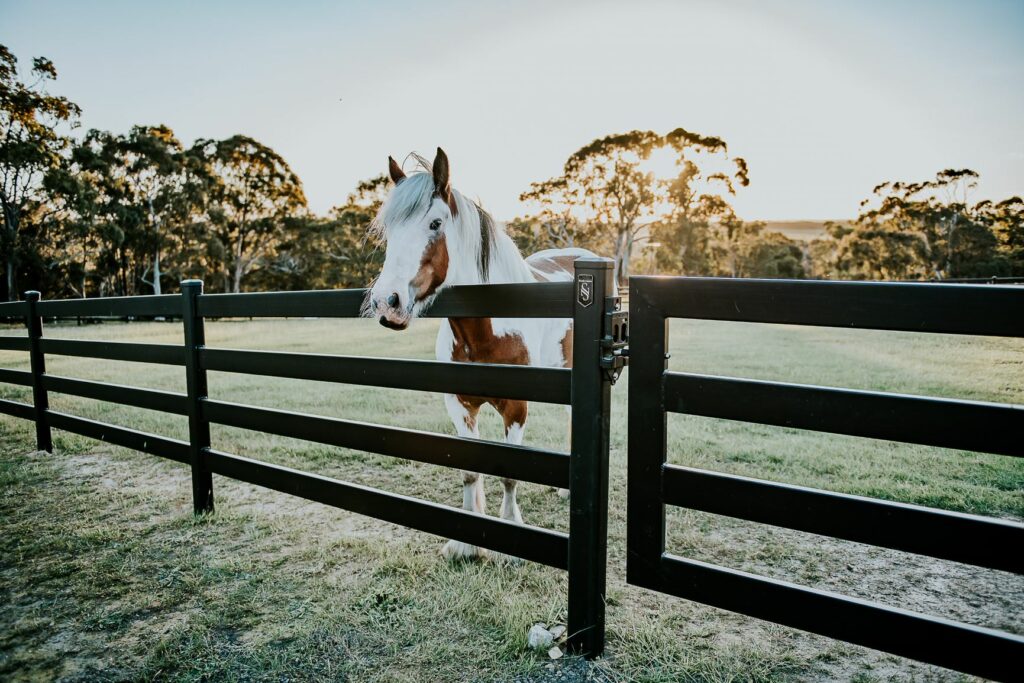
left=527, top=623, right=553, bottom=649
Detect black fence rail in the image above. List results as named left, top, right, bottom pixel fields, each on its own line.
left=0, top=258, right=617, bottom=657
left=627, top=276, right=1024, bottom=682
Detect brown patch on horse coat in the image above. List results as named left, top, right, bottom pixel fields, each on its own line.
left=560, top=326, right=573, bottom=368
left=449, top=317, right=530, bottom=432
left=457, top=398, right=481, bottom=432
left=449, top=318, right=529, bottom=366
left=411, top=235, right=449, bottom=301
left=457, top=395, right=528, bottom=436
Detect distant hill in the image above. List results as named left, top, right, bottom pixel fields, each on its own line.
left=760, top=220, right=847, bottom=242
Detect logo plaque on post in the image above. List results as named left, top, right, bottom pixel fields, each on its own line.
left=578, top=274, right=594, bottom=307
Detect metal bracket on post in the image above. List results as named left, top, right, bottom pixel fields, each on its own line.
left=24, top=291, right=52, bottom=452
left=600, top=295, right=629, bottom=385
left=182, top=280, right=213, bottom=514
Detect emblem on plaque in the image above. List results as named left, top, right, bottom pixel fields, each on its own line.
left=578, top=274, right=594, bottom=307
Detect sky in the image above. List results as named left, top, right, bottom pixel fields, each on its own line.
left=2, top=0, right=1022, bottom=221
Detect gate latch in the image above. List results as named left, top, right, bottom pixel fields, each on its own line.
left=600, top=296, right=628, bottom=384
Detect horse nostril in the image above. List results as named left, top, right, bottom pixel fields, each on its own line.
left=387, top=292, right=399, bottom=308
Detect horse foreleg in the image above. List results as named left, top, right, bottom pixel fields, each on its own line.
left=490, top=401, right=528, bottom=565
left=558, top=404, right=570, bottom=499
left=500, top=426, right=525, bottom=525
left=442, top=394, right=488, bottom=562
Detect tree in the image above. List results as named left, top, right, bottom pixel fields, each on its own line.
left=253, top=174, right=385, bottom=292
left=650, top=129, right=749, bottom=277
left=46, top=126, right=200, bottom=297
left=41, top=152, right=103, bottom=297
left=195, top=135, right=306, bottom=292
left=75, top=126, right=192, bottom=295
left=854, top=169, right=990, bottom=279
left=522, top=130, right=663, bottom=284
left=115, top=125, right=189, bottom=295
left=515, top=174, right=586, bottom=255
left=523, top=128, right=748, bottom=284
left=736, top=230, right=805, bottom=278
left=976, top=196, right=1024, bottom=275
left=812, top=220, right=930, bottom=280
left=814, top=170, right=1015, bottom=280
left=0, top=44, right=80, bottom=299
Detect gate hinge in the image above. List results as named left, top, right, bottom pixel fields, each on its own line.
left=600, top=296, right=628, bottom=384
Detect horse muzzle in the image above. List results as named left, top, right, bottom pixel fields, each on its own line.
left=378, top=315, right=409, bottom=331
left=377, top=303, right=411, bottom=331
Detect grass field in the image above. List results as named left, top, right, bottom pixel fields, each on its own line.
left=0, top=316, right=1021, bottom=682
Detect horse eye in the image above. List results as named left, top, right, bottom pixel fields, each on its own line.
left=429, top=218, right=442, bottom=231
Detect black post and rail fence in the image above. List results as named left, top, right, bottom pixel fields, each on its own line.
left=1, top=270, right=1022, bottom=677
left=0, top=258, right=616, bottom=658
left=182, top=279, right=214, bottom=514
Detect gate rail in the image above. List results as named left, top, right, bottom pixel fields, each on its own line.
left=627, top=277, right=1024, bottom=682
left=0, top=258, right=616, bottom=656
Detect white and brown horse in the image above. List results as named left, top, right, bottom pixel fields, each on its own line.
left=365, top=148, right=599, bottom=562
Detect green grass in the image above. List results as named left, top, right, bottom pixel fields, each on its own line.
left=0, top=317, right=1021, bottom=682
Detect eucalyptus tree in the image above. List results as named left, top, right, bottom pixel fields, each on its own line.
left=256, top=174, right=386, bottom=292
left=516, top=176, right=584, bottom=253
left=195, top=135, right=307, bottom=292
left=58, top=126, right=195, bottom=296
left=0, top=44, right=80, bottom=299
left=976, top=196, right=1023, bottom=274
left=522, top=130, right=661, bottom=284
left=522, top=128, right=748, bottom=283
left=42, top=152, right=103, bottom=297
left=737, top=230, right=805, bottom=278
left=821, top=169, right=1008, bottom=280
left=649, top=128, right=749, bottom=276
left=116, top=125, right=188, bottom=295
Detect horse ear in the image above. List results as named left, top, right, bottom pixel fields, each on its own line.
left=388, top=156, right=406, bottom=184
left=432, top=147, right=457, bottom=216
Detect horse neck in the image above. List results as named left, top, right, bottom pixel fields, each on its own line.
left=445, top=195, right=533, bottom=348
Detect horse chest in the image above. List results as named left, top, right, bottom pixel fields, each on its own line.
left=448, top=318, right=529, bottom=366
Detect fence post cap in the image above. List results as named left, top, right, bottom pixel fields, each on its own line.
left=574, top=257, right=614, bottom=269
left=180, top=280, right=204, bottom=291
left=24, top=291, right=40, bottom=301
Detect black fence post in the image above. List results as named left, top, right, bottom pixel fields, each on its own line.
left=182, top=280, right=213, bottom=514
left=24, top=291, right=52, bottom=452
left=566, top=257, right=614, bottom=658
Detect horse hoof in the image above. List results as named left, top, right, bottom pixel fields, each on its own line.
left=442, top=539, right=487, bottom=562
left=557, top=488, right=569, bottom=500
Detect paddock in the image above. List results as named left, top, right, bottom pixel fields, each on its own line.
left=0, top=278, right=1021, bottom=682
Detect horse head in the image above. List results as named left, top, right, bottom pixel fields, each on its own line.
left=366, top=147, right=459, bottom=330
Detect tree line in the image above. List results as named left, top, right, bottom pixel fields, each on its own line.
left=2, top=45, right=1021, bottom=301
left=512, top=132, right=1022, bottom=284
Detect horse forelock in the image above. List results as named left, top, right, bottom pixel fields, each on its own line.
left=371, top=172, right=435, bottom=238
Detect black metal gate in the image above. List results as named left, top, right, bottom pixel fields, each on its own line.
left=0, top=257, right=618, bottom=657
left=626, top=276, right=1024, bottom=682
